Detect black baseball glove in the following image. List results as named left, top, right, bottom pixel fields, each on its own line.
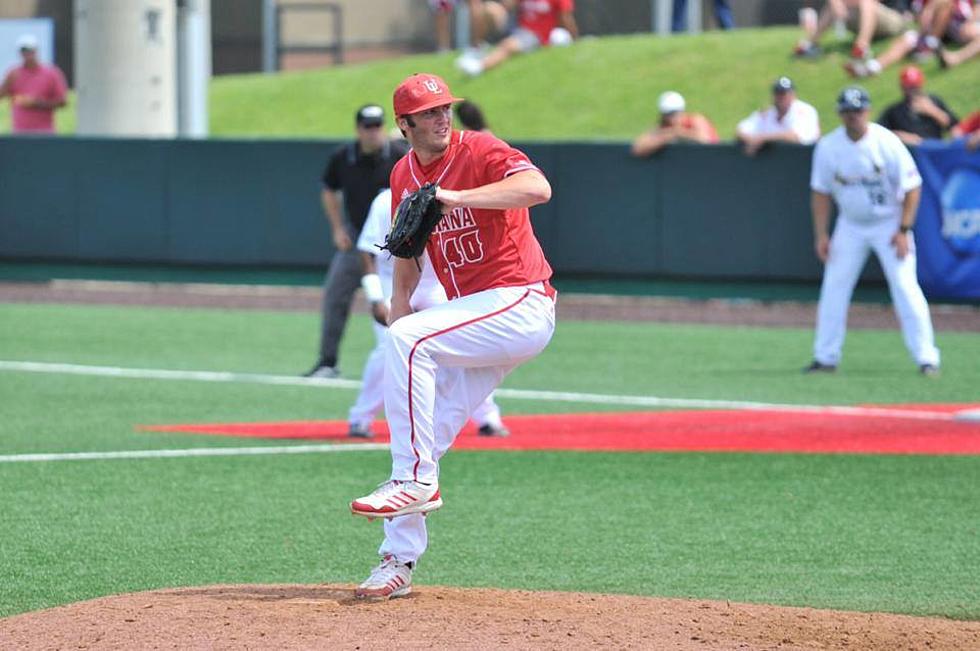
left=382, top=183, right=444, bottom=259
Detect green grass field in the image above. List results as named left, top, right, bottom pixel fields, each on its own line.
left=1, top=301, right=978, bottom=620
left=9, top=27, right=979, bottom=139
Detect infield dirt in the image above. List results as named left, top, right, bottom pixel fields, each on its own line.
left=2, top=584, right=979, bottom=650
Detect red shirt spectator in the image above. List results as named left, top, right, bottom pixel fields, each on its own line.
left=953, top=110, right=980, bottom=150
left=954, top=111, right=980, bottom=135
left=519, top=0, right=575, bottom=46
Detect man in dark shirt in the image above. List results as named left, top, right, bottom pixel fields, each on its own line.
left=878, top=65, right=958, bottom=146
left=304, top=105, right=410, bottom=379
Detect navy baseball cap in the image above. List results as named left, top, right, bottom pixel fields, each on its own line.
left=837, top=86, right=871, bottom=112
left=772, top=76, right=795, bottom=93
left=356, top=104, right=385, bottom=127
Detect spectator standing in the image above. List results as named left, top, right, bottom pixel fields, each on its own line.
left=736, top=77, right=821, bottom=156
left=631, top=91, right=719, bottom=157
left=806, top=86, right=939, bottom=376
left=672, top=0, right=735, bottom=32
left=349, top=73, right=557, bottom=599
left=952, top=109, right=980, bottom=148
left=0, top=34, right=67, bottom=134
left=456, top=0, right=578, bottom=77
left=794, top=0, right=909, bottom=60
left=303, top=105, right=409, bottom=378
left=878, top=65, right=958, bottom=145
left=347, top=188, right=511, bottom=439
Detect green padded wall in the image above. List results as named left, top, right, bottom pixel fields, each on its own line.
left=0, top=137, right=851, bottom=282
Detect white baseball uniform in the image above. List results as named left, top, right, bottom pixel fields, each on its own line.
left=347, top=188, right=507, bottom=435
left=810, top=122, right=940, bottom=367
left=737, top=98, right=821, bottom=145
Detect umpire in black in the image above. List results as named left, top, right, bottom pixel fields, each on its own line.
left=304, top=105, right=410, bottom=378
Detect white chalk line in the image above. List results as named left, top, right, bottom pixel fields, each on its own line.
left=0, top=443, right=389, bottom=464
left=0, top=359, right=966, bottom=421
left=0, top=359, right=976, bottom=464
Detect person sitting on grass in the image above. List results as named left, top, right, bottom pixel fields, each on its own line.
left=794, top=0, right=909, bottom=62
left=455, top=0, right=578, bottom=77
left=846, top=0, right=980, bottom=77
left=938, top=19, right=980, bottom=67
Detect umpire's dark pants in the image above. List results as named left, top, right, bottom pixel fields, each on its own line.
left=318, top=248, right=364, bottom=368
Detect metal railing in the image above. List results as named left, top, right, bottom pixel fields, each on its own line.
left=265, top=1, right=343, bottom=72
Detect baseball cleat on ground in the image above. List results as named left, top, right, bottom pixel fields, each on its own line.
left=355, top=555, right=413, bottom=599
left=803, top=360, right=837, bottom=374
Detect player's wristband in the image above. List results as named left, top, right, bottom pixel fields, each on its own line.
left=361, top=273, right=384, bottom=303
left=899, top=224, right=912, bottom=234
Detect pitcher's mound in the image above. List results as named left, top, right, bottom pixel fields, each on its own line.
left=2, top=584, right=978, bottom=650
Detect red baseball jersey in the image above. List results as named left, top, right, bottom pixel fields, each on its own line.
left=519, top=0, right=574, bottom=45
left=390, top=130, right=553, bottom=300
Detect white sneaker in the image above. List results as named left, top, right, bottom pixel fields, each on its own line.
left=355, top=555, right=412, bottom=599
left=350, top=480, right=442, bottom=520
left=455, top=53, right=483, bottom=77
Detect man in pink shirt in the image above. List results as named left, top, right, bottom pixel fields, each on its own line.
left=0, top=35, right=68, bottom=134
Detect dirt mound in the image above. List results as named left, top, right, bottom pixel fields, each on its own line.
left=2, top=584, right=978, bottom=650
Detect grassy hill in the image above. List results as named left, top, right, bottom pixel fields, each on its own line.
left=15, top=27, right=980, bottom=139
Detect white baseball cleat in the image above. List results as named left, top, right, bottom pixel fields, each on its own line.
left=355, top=555, right=413, bottom=599
left=350, top=480, right=442, bottom=519
left=455, top=53, right=484, bottom=77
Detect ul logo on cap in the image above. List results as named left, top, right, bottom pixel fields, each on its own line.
left=424, top=79, right=442, bottom=94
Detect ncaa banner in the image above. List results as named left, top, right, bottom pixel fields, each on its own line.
left=911, top=141, right=980, bottom=300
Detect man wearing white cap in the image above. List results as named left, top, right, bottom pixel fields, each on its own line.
left=631, top=91, right=719, bottom=157
left=0, top=35, right=67, bottom=133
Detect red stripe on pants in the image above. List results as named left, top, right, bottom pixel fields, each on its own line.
left=406, top=289, right=532, bottom=480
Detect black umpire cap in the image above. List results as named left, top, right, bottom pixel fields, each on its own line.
left=356, top=104, right=385, bottom=127
left=837, top=86, right=871, bottom=112
left=772, top=76, right=795, bottom=93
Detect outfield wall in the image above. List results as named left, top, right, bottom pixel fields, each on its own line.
left=0, top=137, right=838, bottom=282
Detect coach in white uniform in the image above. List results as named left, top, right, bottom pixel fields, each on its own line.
left=806, top=86, right=940, bottom=376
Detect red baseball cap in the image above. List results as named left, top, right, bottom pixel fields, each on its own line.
left=393, top=73, right=463, bottom=117
left=899, top=65, right=924, bottom=89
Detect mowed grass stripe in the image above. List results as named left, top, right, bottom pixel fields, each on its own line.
left=0, top=359, right=968, bottom=422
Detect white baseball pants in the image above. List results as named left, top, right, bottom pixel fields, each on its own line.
left=348, top=321, right=388, bottom=429
left=814, top=218, right=940, bottom=367
left=378, top=283, right=556, bottom=563
left=348, top=326, right=506, bottom=431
